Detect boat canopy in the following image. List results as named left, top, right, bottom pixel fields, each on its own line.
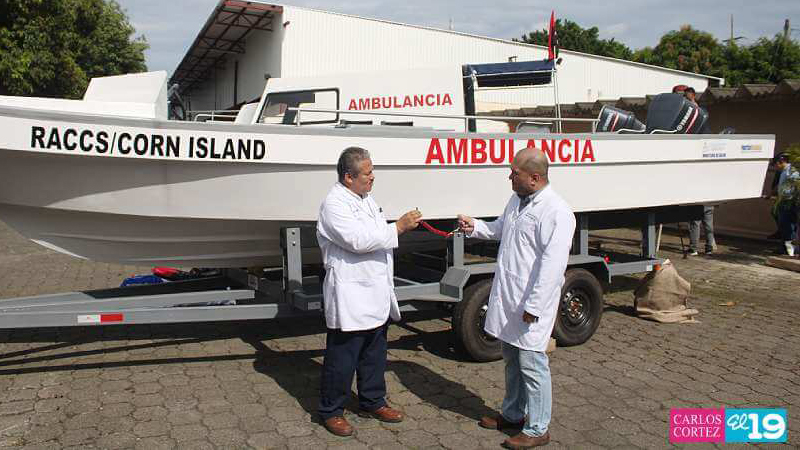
left=463, top=59, right=555, bottom=88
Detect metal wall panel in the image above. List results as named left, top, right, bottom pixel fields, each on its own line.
left=185, top=4, right=715, bottom=112
left=186, top=13, right=284, bottom=112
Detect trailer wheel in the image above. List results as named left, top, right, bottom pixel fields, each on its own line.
left=552, top=268, right=604, bottom=346
left=452, top=278, right=501, bottom=362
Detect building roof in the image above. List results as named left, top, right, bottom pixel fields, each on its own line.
left=485, top=80, right=800, bottom=118
left=170, top=0, right=722, bottom=94
left=170, top=1, right=282, bottom=94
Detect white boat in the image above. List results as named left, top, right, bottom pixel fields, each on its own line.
left=0, top=65, right=773, bottom=268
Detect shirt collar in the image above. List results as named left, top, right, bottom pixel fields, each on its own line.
left=337, top=182, right=368, bottom=200
left=518, top=184, right=550, bottom=204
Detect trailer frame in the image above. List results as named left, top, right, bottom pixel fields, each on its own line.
left=0, top=205, right=703, bottom=361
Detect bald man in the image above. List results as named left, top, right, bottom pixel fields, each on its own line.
left=458, top=147, right=575, bottom=449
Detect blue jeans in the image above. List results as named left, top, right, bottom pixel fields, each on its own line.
left=689, top=205, right=716, bottom=252
left=500, top=342, right=552, bottom=437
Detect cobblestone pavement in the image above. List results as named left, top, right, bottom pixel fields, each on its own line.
left=0, top=220, right=798, bottom=449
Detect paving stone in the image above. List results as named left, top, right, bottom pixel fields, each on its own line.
left=98, top=402, right=133, bottom=418
left=134, top=436, right=175, bottom=450
left=287, top=434, right=328, bottom=449
left=0, top=225, right=799, bottom=448
left=132, top=405, right=168, bottom=421
left=102, top=416, right=135, bottom=434
left=201, top=412, right=239, bottom=429
left=275, top=419, right=315, bottom=438
left=177, top=440, right=215, bottom=450
left=397, top=428, right=440, bottom=447
left=58, top=427, right=100, bottom=447
left=64, top=411, right=102, bottom=429
left=247, top=432, right=288, bottom=449
left=240, top=415, right=277, bottom=434
left=131, top=393, right=163, bottom=407
left=0, top=401, right=34, bottom=415
left=207, top=427, right=248, bottom=447
left=64, top=399, right=100, bottom=416
left=165, top=408, right=203, bottom=426
left=170, top=423, right=209, bottom=442
left=132, top=420, right=170, bottom=438
left=21, top=424, right=62, bottom=444
left=94, top=432, right=138, bottom=450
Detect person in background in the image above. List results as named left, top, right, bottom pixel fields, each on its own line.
left=773, top=152, right=799, bottom=256
left=688, top=206, right=717, bottom=256
left=673, top=85, right=716, bottom=256
left=766, top=161, right=783, bottom=241
left=683, top=86, right=697, bottom=103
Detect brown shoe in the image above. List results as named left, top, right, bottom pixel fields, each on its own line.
left=502, top=431, right=550, bottom=449
left=479, top=414, right=524, bottom=430
left=323, top=416, right=353, bottom=437
left=359, top=405, right=404, bottom=423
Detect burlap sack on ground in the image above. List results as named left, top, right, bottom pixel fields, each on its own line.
left=634, top=259, right=699, bottom=323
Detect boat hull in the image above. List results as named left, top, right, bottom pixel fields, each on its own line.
left=0, top=203, right=306, bottom=267
left=0, top=105, right=774, bottom=267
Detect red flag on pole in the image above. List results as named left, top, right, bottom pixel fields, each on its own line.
left=547, top=11, right=556, bottom=60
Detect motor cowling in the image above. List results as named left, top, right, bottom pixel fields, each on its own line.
left=645, top=93, right=709, bottom=134
left=597, top=106, right=645, bottom=132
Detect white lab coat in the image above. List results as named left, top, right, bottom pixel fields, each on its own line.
left=317, top=182, right=401, bottom=331
left=470, top=185, right=576, bottom=351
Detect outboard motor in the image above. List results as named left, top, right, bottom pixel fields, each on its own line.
left=645, top=93, right=709, bottom=134
left=596, top=106, right=645, bottom=132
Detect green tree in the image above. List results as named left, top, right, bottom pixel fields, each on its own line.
left=516, top=19, right=800, bottom=87
left=715, top=35, right=800, bottom=86
left=740, top=34, right=800, bottom=84
left=719, top=43, right=755, bottom=86
left=515, top=19, right=633, bottom=60
left=633, top=25, right=725, bottom=76
left=0, top=0, right=147, bottom=98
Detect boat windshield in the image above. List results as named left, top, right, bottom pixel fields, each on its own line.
left=259, top=88, right=339, bottom=125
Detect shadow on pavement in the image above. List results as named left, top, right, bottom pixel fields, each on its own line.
left=245, top=324, right=493, bottom=424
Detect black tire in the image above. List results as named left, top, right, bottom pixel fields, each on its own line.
left=452, top=278, right=502, bottom=362
left=552, top=268, right=604, bottom=346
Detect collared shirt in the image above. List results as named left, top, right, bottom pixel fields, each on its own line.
left=778, top=164, right=799, bottom=203
left=517, top=188, right=543, bottom=212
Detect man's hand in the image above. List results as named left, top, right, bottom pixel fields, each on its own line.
left=457, top=214, right=475, bottom=234
left=522, top=312, right=538, bottom=324
left=396, top=210, right=423, bottom=235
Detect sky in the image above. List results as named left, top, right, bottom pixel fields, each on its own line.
left=120, top=0, right=800, bottom=74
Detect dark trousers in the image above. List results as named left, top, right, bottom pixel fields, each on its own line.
left=777, top=204, right=798, bottom=241
left=318, top=322, right=388, bottom=420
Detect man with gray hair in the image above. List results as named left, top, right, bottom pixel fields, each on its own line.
left=316, top=147, right=422, bottom=436
left=458, top=147, right=575, bottom=448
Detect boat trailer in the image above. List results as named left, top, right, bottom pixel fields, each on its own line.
left=0, top=206, right=702, bottom=361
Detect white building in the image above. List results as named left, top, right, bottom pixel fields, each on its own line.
left=171, top=1, right=721, bottom=113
